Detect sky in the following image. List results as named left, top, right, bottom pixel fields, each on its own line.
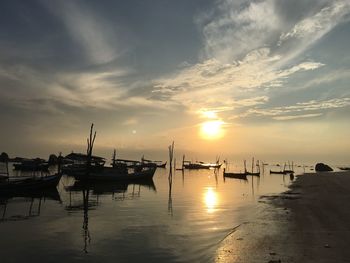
left=0, top=0, right=350, bottom=163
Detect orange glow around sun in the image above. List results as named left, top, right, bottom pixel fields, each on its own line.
left=200, top=120, right=225, bottom=140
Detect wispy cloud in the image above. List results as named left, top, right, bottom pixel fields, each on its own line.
left=46, top=1, right=121, bottom=64
left=272, top=113, right=323, bottom=121
left=201, top=0, right=281, bottom=62
left=246, top=97, right=350, bottom=119
left=153, top=48, right=324, bottom=115
left=279, top=1, right=350, bottom=44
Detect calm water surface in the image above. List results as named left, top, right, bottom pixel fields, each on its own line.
left=0, top=164, right=309, bottom=262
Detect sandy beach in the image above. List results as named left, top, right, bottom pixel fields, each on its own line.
left=216, top=171, right=350, bottom=263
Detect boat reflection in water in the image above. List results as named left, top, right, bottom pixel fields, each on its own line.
left=0, top=188, right=61, bottom=223
left=64, top=177, right=156, bottom=253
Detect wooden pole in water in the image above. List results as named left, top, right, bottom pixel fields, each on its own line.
left=168, top=141, right=174, bottom=171
left=182, top=154, right=185, bottom=170
left=57, top=152, right=62, bottom=174
left=86, top=123, right=97, bottom=178
left=5, top=160, right=9, bottom=176
left=112, top=149, right=116, bottom=167
left=251, top=157, right=254, bottom=173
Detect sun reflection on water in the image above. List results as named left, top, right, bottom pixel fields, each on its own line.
left=204, top=187, right=218, bottom=213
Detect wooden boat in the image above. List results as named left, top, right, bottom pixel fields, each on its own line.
left=245, top=171, right=260, bottom=176
left=269, top=170, right=287, bottom=174
left=62, top=153, right=106, bottom=175
left=246, top=158, right=260, bottom=176
left=183, top=161, right=210, bottom=169
left=223, top=168, right=247, bottom=180
left=183, top=161, right=222, bottom=169
left=141, top=157, right=167, bottom=168
left=13, top=159, right=49, bottom=171
left=270, top=162, right=294, bottom=175
left=269, top=170, right=294, bottom=174
left=62, top=163, right=104, bottom=176
left=73, top=166, right=157, bottom=182
left=0, top=173, right=62, bottom=194
left=113, top=158, right=142, bottom=168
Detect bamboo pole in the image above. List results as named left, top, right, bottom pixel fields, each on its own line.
left=86, top=123, right=97, bottom=178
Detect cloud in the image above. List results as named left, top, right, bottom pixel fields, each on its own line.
left=152, top=48, right=324, bottom=115
left=201, top=0, right=281, bottom=62
left=246, top=97, right=350, bottom=119
left=279, top=1, right=350, bottom=44
left=43, top=1, right=121, bottom=65
left=272, top=113, right=323, bottom=121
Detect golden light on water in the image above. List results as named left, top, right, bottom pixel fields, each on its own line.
left=200, top=120, right=225, bottom=140
left=204, top=187, right=218, bottom=213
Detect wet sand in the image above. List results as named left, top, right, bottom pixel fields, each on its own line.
left=216, top=171, right=350, bottom=262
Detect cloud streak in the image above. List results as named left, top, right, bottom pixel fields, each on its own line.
left=279, top=1, right=350, bottom=44
left=246, top=97, right=350, bottom=120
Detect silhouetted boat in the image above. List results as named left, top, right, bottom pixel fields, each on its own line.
left=0, top=173, right=62, bottom=194
left=113, top=158, right=142, bottom=168
left=245, top=171, right=260, bottom=176
left=339, top=167, right=350, bottom=171
left=13, top=159, right=49, bottom=171
left=270, top=169, right=294, bottom=175
left=73, top=166, right=157, bottom=182
left=62, top=153, right=106, bottom=175
left=246, top=158, right=261, bottom=176
left=141, top=157, right=167, bottom=168
left=223, top=168, right=247, bottom=180
left=183, top=160, right=222, bottom=169
left=270, top=162, right=294, bottom=175
left=270, top=170, right=288, bottom=174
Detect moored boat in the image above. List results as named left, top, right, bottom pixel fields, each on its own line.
left=223, top=168, right=247, bottom=180
left=141, top=157, right=167, bottom=168
left=73, top=166, right=157, bottom=182
left=0, top=173, right=62, bottom=194
left=183, top=161, right=222, bottom=169
left=245, top=171, right=260, bottom=176
left=13, top=159, right=49, bottom=171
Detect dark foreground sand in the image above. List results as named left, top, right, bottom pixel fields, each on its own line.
left=216, top=171, right=350, bottom=263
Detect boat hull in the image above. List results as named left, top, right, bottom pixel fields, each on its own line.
left=245, top=172, right=260, bottom=176
left=223, top=173, right=247, bottom=180
left=0, top=173, right=62, bottom=194
left=74, top=167, right=157, bottom=182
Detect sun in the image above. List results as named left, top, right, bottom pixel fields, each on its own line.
left=200, top=120, right=224, bottom=140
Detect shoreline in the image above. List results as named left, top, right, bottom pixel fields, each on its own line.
left=216, top=171, right=350, bottom=262
left=273, top=171, right=350, bottom=262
